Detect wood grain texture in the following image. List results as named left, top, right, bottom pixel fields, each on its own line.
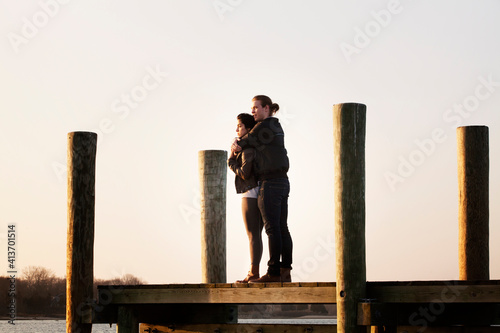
left=393, top=327, right=500, bottom=333
left=140, top=323, right=338, bottom=333
left=333, top=103, right=367, bottom=333
left=97, top=281, right=500, bottom=306
left=98, top=285, right=336, bottom=304
left=457, top=126, right=489, bottom=280
left=199, top=150, right=228, bottom=283
left=94, top=281, right=500, bottom=327
left=66, top=131, right=97, bottom=333
left=359, top=301, right=500, bottom=326
left=367, top=281, right=500, bottom=303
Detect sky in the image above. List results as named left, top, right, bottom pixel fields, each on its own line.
left=1, top=1, right=500, bottom=284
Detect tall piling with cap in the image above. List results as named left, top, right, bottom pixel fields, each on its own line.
left=457, top=125, right=489, bottom=281
left=333, top=103, right=367, bottom=333
left=66, top=131, right=97, bottom=333
left=199, top=150, right=227, bottom=283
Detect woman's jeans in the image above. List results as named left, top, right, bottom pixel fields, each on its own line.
left=258, top=178, right=292, bottom=276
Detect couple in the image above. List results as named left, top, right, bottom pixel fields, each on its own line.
left=228, top=95, right=293, bottom=283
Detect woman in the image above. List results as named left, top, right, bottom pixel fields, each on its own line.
left=232, top=95, right=292, bottom=283
left=228, top=113, right=264, bottom=283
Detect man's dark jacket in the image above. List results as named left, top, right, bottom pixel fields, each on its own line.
left=237, top=117, right=289, bottom=181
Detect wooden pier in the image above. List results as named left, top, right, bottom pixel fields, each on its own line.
left=91, top=280, right=500, bottom=333
left=66, top=105, right=500, bottom=333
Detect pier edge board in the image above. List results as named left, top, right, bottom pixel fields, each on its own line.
left=140, top=323, right=338, bottom=333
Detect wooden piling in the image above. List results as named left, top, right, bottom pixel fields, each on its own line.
left=199, top=150, right=227, bottom=283
left=457, top=126, right=489, bottom=280
left=67, top=132, right=97, bottom=333
left=333, top=103, right=367, bottom=333
left=117, top=306, right=139, bottom=333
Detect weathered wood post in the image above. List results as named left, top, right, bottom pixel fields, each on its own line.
left=117, top=306, right=139, bottom=333
left=67, top=131, right=97, bottom=333
left=457, top=125, right=489, bottom=280
left=333, top=103, right=367, bottom=333
left=199, top=150, right=227, bottom=283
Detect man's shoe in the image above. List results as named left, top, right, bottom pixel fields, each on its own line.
left=280, top=268, right=292, bottom=282
left=248, top=273, right=281, bottom=283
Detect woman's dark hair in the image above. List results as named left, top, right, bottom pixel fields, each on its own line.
left=237, top=113, right=257, bottom=130
left=253, top=95, right=279, bottom=115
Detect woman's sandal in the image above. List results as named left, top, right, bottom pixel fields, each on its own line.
left=235, top=272, right=260, bottom=283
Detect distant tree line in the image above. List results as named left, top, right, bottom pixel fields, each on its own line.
left=1, top=266, right=145, bottom=318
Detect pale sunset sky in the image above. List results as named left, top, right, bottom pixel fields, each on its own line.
left=1, top=1, right=499, bottom=284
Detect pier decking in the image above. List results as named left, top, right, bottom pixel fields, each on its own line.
left=97, top=282, right=335, bottom=304
left=92, top=280, right=500, bottom=332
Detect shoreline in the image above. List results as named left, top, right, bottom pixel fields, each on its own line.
left=0, top=315, right=65, bottom=321
left=1, top=314, right=336, bottom=321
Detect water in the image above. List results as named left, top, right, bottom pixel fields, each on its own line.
left=0, top=320, right=116, bottom=333
left=0, top=318, right=336, bottom=332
